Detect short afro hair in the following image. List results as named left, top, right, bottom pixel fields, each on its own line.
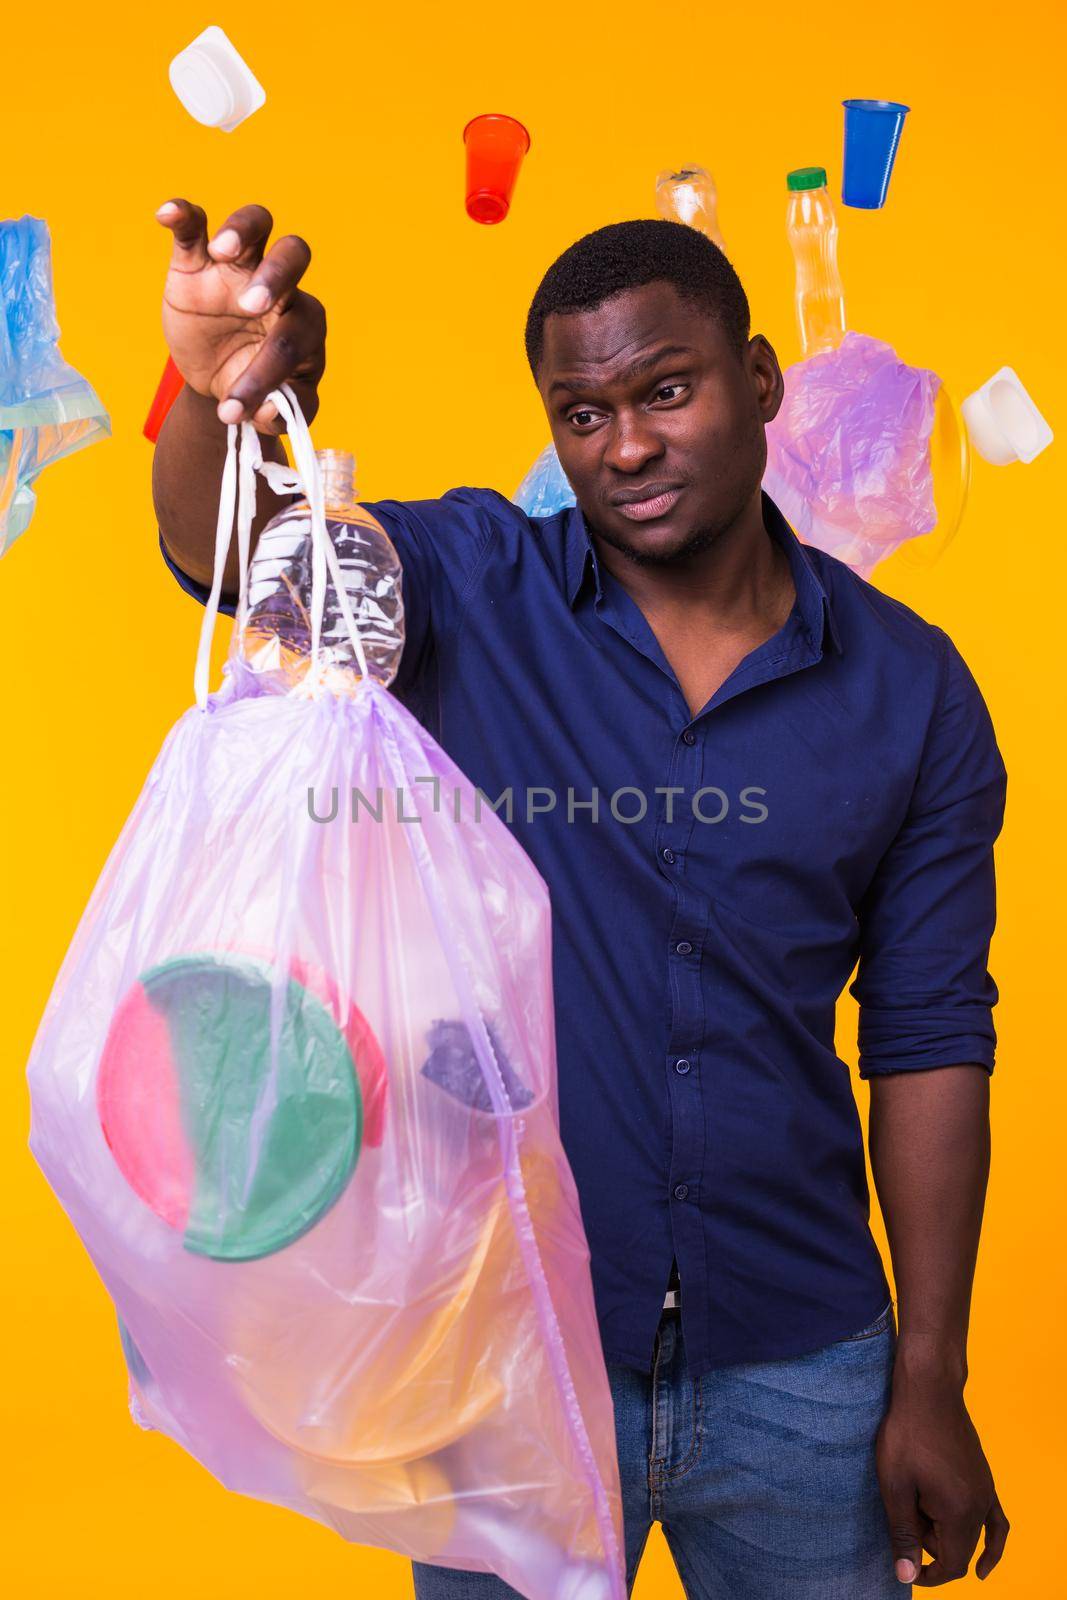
left=524, top=219, right=750, bottom=376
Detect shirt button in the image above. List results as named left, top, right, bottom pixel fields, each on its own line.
left=673, top=1183, right=690, bottom=1201
left=674, top=1058, right=691, bottom=1075
left=682, top=730, right=696, bottom=746
left=661, top=846, right=675, bottom=865
left=676, top=941, right=693, bottom=955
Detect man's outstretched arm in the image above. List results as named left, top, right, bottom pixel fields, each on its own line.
left=151, top=198, right=326, bottom=597
left=869, top=1064, right=1009, bottom=1586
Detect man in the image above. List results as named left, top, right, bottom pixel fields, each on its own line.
left=153, top=200, right=1010, bottom=1598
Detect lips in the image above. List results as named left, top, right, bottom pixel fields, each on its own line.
left=611, top=485, right=684, bottom=522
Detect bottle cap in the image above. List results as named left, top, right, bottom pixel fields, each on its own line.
left=787, top=167, right=828, bottom=191
left=169, top=26, right=266, bottom=133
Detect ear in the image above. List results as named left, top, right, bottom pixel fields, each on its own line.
left=747, top=335, right=784, bottom=425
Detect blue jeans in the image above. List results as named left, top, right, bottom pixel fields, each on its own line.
left=411, top=1300, right=906, bottom=1600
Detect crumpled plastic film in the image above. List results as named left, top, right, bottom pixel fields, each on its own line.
left=513, top=441, right=576, bottom=517
left=0, top=216, right=109, bottom=554
left=763, top=331, right=940, bottom=577
left=26, top=386, right=626, bottom=1600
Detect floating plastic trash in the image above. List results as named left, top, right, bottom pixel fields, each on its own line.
left=786, top=167, right=847, bottom=358
left=463, top=114, right=530, bottom=224
left=0, top=216, right=109, bottom=556
left=169, top=25, right=266, bottom=132
left=655, top=166, right=726, bottom=249
left=962, top=366, right=1053, bottom=465
left=27, top=384, right=625, bottom=1600
left=764, top=331, right=941, bottom=577
left=841, top=99, right=910, bottom=210
left=144, top=354, right=184, bottom=443
left=513, top=441, right=576, bottom=517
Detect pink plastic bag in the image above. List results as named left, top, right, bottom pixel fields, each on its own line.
left=26, top=388, right=626, bottom=1600
left=763, top=331, right=940, bottom=577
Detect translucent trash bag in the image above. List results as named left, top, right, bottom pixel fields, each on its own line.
left=1, top=216, right=109, bottom=555
left=763, top=331, right=941, bottom=578
left=26, top=386, right=626, bottom=1600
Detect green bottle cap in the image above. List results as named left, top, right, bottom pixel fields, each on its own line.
left=787, top=167, right=828, bottom=191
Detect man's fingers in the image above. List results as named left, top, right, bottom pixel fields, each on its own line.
left=237, top=235, right=312, bottom=315
left=884, top=1480, right=927, bottom=1587
left=913, top=1514, right=984, bottom=1587
left=207, top=203, right=274, bottom=268
left=249, top=378, right=321, bottom=436
left=974, top=1494, right=1010, bottom=1581
left=156, top=199, right=209, bottom=269
left=217, top=293, right=326, bottom=425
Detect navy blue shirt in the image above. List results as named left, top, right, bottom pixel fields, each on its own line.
left=161, top=488, right=1006, bottom=1380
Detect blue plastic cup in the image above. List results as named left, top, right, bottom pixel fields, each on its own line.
left=841, top=99, right=910, bottom=208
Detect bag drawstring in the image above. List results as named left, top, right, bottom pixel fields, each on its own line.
left=194, top=383, right=370, bottom=710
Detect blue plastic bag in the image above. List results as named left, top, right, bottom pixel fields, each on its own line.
left=512, top=442, right=576, bottom=517
left=1, top=216, right=109, bottom=555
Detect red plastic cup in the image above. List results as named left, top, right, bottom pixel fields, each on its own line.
left=463, top=114, right=530, bottom=224
left=143, top=354, right=185, bottom=442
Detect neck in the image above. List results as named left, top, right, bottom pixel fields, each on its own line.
left=591, top=490, right=791, bottom=624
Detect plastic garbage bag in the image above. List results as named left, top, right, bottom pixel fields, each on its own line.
left=0, top=216, right=109, bottom=555
left=25, top=387, right=625, bottom=1600
left=513, top=441, right=576, bottom=516
left=763, top=331, right=940, bottom=577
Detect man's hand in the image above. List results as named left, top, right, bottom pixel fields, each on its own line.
left=156, top=198, right=326, bottom=434
left=877, top=1369, right=1009, bottom=1585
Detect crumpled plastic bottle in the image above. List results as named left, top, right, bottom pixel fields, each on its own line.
left=236, top=447, right=405, bottom=693
left=0, top=216, right=109, bottom=555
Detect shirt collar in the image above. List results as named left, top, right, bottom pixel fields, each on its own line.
left=564, top=491, right=842, bottom=656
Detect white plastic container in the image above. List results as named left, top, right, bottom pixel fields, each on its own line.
left=961, top=367, right=1053, bottom=466
left=169, top=26, right=266, bottom=133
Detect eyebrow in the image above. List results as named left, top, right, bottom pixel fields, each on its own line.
left=548, top=344, right=698, bottom=397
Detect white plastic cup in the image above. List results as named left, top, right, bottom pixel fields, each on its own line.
left=169, top=26, right=266, bottom=133
left=961, top=368, right=1053, bottom=466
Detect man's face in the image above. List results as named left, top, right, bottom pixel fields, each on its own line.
left=536, top=281, right=783, bottom=565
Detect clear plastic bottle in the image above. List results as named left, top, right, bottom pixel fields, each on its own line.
left=785, top=167, right=847, bottom=358
left=237, top=448, right=404, bottom=692
left=655, top=166, right=726, bottom=250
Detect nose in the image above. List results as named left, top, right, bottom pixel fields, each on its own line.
left=602, top=410, right=665, bottom=476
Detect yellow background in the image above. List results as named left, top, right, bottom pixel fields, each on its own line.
left=3, top=1, right=1064, bottom=1594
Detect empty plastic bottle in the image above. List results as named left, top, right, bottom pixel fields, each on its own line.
left=785, top=168, right=847, bottom=358
left=238, top=448, right=405, bottom=691
left=655, top=166, right=726, bottom=250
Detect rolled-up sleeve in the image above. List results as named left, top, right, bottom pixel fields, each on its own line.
left=849, top=629, right=1007, bottom=1077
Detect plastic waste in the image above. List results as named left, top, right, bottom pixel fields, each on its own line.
left=169, top=25, right=266, bottom=132
left=763, top=332, right=941, bottom=577
left=463, top=115, right=530, bottom=224
left=144, top=354, right=184, bottom=443
left=962, top=366, right=1053, bottom=465
left=841, top=100, right=910, bottom=210
left=26, top=385, right=626, bottom=1600
left=655, top=167, right=726, bottom=249
left=785, top=167, right=847, bottom=358
left=513, top=442, right=576, bottom=517
left=0, top=216, right=109, bottom=556
left=238, top=447, right=405, bottom=692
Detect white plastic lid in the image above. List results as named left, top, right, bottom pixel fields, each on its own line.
left=961, top=367, right=1053, bottom=467
left=169, top=26, right=266, bottom=133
